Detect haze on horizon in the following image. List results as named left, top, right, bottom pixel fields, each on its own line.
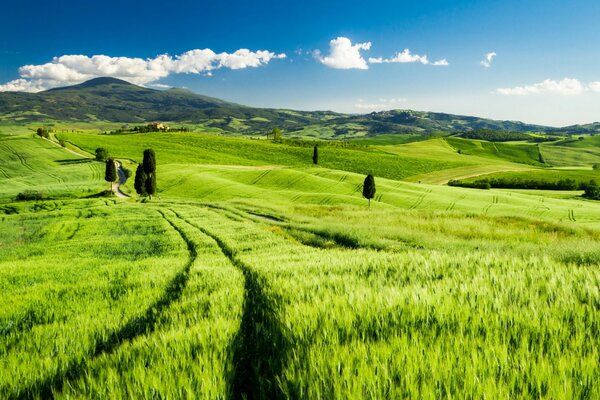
left=1, top=0, right=599, bottom=127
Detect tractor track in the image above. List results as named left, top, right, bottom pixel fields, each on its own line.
left=13, top=210, right=196, bottom=400
left=170, top=208, right=290, bottom=399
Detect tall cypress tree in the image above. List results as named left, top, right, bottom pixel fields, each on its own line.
left=143, top=149, right=156, bottom=175
left=145, top=171, right=156, bottom=198
left=142, top=149, right=157, bottom=199
left=312, top=144, right=318, bottom=165
left=105, top=158, right=117, bottom=192
left=362, top=174, right=376, bottom=209
left=134, top=164, right=147, bottom=195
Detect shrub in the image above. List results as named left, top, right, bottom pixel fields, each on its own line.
left=95, top=148, right=109, bottom=161
left=36, top=128, right=49, bottom=139
left=15, top=190, right=47, bottom=201
left=583, top=180, right=600, bottom=200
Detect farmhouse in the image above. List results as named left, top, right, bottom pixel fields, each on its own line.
left=148, top=122, right=169, bottom=131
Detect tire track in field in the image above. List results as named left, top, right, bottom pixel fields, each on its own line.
left=251, top=169, right=271, bottom=185
left=0, top=165, right=9, bottom=179
left=15, top=210, right=195, bottom=400
left=409, top=192, right=427, bottom=210
left=174, top=209, right=290, bottom=399
left=5, top=143, right=64, bottom=184
left=445, top=195, right=466, bottom=211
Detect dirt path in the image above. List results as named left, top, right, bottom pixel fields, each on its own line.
left=43, top=137, right=129, bottom=198
left=114, top=161, right=129, bottom=198
left=43, top=137, right=91, bottom=158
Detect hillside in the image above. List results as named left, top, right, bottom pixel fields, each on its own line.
left=0, top=77, right=565, bottom=136
left=2, top=128, right=600, bottom=398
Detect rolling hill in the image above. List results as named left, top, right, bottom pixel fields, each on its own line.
left=0, top=77, right=581, bottom=137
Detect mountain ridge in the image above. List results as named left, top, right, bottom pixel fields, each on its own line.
left=0, top=77, right=597, bottom=136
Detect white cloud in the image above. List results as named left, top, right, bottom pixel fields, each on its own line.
left=147, top=83, right=172, bottom=89
left=588, top=81, right=600, bottom=92
left=432, top=58, right=449, bottom=66
left=480, top=52, right=496, bottom=68
left=0, top=48, right=287, bottom=92
left=368, top=49, right=448, bottom=66
left=0, top=78, right=48, bottom=92
left=355, top=97, right=408, bottom=111
left=496, top=78, right=585, bottom=96
left=317, top=37, right=371, bottom=70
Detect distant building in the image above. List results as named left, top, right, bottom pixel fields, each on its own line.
left=148, top=122, right=169, bottom=131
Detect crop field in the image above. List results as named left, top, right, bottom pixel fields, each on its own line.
left=445, top=137, right=544, bottom=166
left=1, top=132, right=599, bottom=398
left=0, top=135, right=104, bottom=200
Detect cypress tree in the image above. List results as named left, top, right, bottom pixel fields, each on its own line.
left=142, top=149, right=156, bottom=175
left=105, top=158, right=117, bottom=192
left=362, top=174, right=376, bottom=209
left=134, top=164, right=147, bottom=195
left=142, top=148, right=157, bottom=199
left=312, top=144, right=318, bottom=165
left=145, top=171, right=156, bottom=198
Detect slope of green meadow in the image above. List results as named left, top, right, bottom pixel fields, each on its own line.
left=1, top=129, right=599, bottom=398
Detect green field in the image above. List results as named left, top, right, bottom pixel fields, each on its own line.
left=1, top=129, right=599, bottom=398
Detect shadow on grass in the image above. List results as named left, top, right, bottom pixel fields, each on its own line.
left=55, top=159, right=94, bottom=165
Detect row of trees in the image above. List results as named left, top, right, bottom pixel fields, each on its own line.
left=448, top=177, right=587, bottom=191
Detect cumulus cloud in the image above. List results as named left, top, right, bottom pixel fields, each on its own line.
left=368, top=49, right=448, bottom=66
left=496, top=78, right=585, bottom=96
left=480, top=52, right=496, bottom=68
left=0, top=48, right=287, bottom=92
left=317, top=37, right=371, bottom=70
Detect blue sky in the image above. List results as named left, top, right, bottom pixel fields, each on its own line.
left=1, top=0, right=600, bottom=126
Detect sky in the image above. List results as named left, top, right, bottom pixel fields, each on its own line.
left=1, top=0, right=600, bottom=127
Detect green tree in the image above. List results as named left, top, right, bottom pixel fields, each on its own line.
left=145, top=171, right=156, bottom=198
left=270, top=128, right=282, bottom=142
left=95, top=148, right=109, bottom=162
left=105, top=158, right=117, bottom=193
left=584, top=180, right=600, bottom=200
left=312, top=144, right=318, bottom=165
left=134, top=164, right=147, bottom=196
left=362, top=174, right=376, bottom=209
left=36, top=127, right=49, bottom=139
left=142, top=149, right=157, bottom=198
left=143, top=149, right=156, bottom=175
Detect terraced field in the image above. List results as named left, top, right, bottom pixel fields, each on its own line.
left=1, top=131, right=599, bottom=398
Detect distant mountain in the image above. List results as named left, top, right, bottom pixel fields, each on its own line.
left=0, top=77, right=341, bottom=132
left=0, top=77, right=595, bottom=136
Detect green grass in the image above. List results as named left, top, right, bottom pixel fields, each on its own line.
left=0, top=135, right=104, bottom=201
left=539, top=143, right=600, bottom=167
left=57, top=131, right=469, bottom=181
left=445, top=137, right=544, bottom=166
left=1, top=131, right=599, bottom=398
